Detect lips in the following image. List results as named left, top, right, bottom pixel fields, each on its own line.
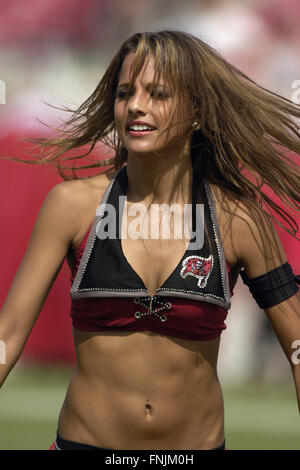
left=126, top=120, right=156, bottom=131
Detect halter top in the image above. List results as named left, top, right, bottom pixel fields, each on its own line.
left=69, top=165, right=234, bottom=341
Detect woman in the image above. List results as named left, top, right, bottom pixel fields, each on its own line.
left=1, top=31, right=300, bottom=451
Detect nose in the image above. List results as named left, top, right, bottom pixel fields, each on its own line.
left=128, top=89, right=147, bottom=116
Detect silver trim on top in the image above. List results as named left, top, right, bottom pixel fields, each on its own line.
left=70, top=168, right=231, bottom=309
left=204, top=182, right=231, bottom=307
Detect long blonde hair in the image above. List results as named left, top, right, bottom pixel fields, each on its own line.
left=4, top=30, right=300, bottom=241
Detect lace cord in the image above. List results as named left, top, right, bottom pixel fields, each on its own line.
left=133, top=296, right=172, bottom=322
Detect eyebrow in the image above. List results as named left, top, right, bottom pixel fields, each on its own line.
left=116, top=82, right=169, bottom=89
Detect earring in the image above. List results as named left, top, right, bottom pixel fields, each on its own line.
left=192, top=121, right=200, bottom=131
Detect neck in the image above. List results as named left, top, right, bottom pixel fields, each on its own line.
left=126, top=149, right=195, bottom=205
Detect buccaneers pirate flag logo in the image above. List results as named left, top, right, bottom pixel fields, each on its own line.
left=180, top=255, right=214, bottom=289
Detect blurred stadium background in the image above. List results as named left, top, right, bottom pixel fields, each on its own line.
left=0, top=0, right=299, bottom=450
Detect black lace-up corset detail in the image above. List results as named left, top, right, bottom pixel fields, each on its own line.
left=133, top=296, right=172, bottom=322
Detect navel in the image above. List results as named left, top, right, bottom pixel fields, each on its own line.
left=144, top=401, right=153, bottom=417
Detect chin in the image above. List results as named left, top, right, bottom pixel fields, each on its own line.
left=126, top=144, right=163, bottom=157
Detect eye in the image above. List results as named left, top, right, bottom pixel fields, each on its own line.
left=116, top=89, right=134, bottom=100
left=116, top=90, right=126, bottom=100
left=150, top=89, right=170, bottom=100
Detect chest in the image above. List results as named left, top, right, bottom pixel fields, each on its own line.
left=120, top=199, right=237, bottom=297
left=68, top=179, right=239, bottom=296
left=121, top=237, right=191, bottom=298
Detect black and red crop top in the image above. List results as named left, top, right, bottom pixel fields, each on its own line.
left=69, top=165, right=234, bottom=341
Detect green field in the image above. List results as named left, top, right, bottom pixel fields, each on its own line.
left=0, top=363, right=299, bottom=450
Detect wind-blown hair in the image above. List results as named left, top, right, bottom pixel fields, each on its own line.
left=6, top=30, right=300, bottom=240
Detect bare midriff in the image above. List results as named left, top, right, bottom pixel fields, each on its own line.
left=57, top=328, right=225, bottom=450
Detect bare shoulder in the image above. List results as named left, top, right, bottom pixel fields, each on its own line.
left=53, top=169, right=118, bottom=251
left=209, top=182, right=288, bottom=276
left=51, top=171, right=111, bottom=208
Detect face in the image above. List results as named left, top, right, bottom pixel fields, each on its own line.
left=114, top=52, right=192, bottom=159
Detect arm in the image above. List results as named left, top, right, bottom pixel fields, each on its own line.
left=231, top=203, right=300, bottom=413
left=0, top=181, right=80, bottom=387
left=264, top=296, right=300, bottom=412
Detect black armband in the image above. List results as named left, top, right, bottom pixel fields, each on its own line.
left=240, top=262, right=300, bottom=309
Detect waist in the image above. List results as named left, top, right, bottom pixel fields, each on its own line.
left=58, top=330, right=224, bottom=449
